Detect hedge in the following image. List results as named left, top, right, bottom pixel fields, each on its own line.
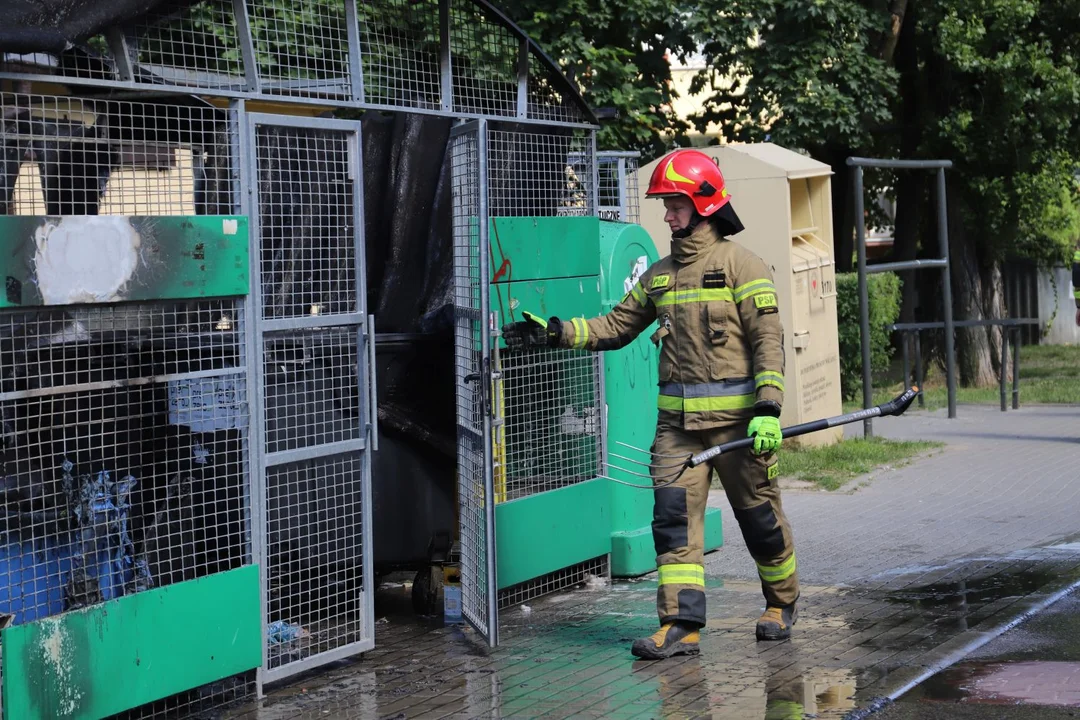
left=835, top=272, right=902, bottom=401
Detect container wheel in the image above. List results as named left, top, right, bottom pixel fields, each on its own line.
left=412, top=567, right=439, bottom=616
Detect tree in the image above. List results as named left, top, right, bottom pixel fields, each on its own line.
left=891, top=0, right=1080, bottom=385
left=505, top=0, right=696, bottom=157
left=686, top=0, right=899, bottom=265
left=685, top=0, right=1080, bottom=387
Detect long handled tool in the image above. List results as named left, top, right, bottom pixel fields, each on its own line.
left=602, top=386, right=920, bottom=490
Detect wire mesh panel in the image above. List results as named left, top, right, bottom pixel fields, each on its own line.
left=0, top=91, right=257, bottom=718
left=497, top=555, right=609, bottom=609
left=248, top=0, right=352, bottom=97
left=0, top=1, right=600, bottom=128
left=450, top=120, right=498, bottom=645
left=597, top=151, right=641, bottom=224
left=358, top=0, right=442, bottom=109
left=487, top=127, right=594, bottom=217
left=125, top=0, right=247, bottom=88
left=527, top=60, right=589, bottom=125
left=254, top=126, right=358, bottom=320
left=448, top=0, right=518, bottom=117
left=488, top=125, right=603, bottom=502
left=0, top=93, right=235, bottom=217
left=500, top=349, right=601, bottom=500
left=250, top=115, right=374, bottom=680
left=0, top=301, right=250, bottom=617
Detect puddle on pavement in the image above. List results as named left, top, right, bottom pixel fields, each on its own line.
left=883, top=565, right=1063, bottom=610
left=906, top=661, right=1080, bottom=707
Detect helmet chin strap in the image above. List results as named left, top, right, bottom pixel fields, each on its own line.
left=671, top=213, right=704, bottom=241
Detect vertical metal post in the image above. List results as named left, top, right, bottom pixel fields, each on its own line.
left=348, top=123, right=376, bottom=648
left=477, top=119, right=499, bottom=647
left=853, top=166, right=874, bottom=437
left=234, top=100, right=268, bottom=696
left=232, top=0, right=262, bottom=93
left=901, top=331, right=910, bottom=391
left=937, top=168, right=958, bottom=419
left=999, top=327, right=1008, bottom=412
left=344, top=0, right=365, bottom=102
left=914, top=331, right=925, bottom=408
left=589, top=132, right=600, bottom=217
left=105, top=29, right=135, bottom=81
left=515, top=38, right=529, bottom=119
left=617, top=157, right=628, bottom=222
left=439, top=0, right=453, bottom=113
left=1012, top=327, right=1021, bottom=409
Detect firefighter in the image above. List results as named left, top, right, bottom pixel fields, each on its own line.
left=502, top=149, right=798, bottom=659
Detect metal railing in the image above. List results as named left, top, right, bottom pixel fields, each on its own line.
left=892, top=318, right=1041, bottom=413
left=849, top=157, right=956, bottom=436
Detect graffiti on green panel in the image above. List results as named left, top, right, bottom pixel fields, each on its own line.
left=0, top=215, right=249, bottom=308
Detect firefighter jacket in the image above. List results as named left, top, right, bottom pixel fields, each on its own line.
left=557, top=219, right=786, bottom=430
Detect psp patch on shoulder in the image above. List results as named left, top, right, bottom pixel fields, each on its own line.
left=651, top=274, right=670, bottom=289
left=754, top=292, right=778, bottom=309
left=768, top=463, right=779, bottom=480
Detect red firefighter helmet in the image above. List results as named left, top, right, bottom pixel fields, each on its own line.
left=646, top=149, right=731, bottom=217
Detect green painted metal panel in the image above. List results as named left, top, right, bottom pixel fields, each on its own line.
left=611, top=526, right=657, bottom=577
left=596, top=222, right=664, bottom=575
left=491, top=276, right=601, bottom=341
left=2, top=565, right=261, bottom=720
left=0, top=215, right=249, bottom=308
left=704, top=507, right=723, bottom=554
left=611, top=504, right=724, bottom=577
left=496, top=480, right=610, bottom=589
left=489, top=216, right=600, bottom=283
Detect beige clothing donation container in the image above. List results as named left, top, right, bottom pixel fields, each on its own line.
left=637, top=143, right=843, bottom=446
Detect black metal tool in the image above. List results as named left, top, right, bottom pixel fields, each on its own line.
left=602, top=386, right=921, bottom=490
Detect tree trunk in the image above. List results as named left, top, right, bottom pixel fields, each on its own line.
left=820, top=144, right=855, bottom=272
left=948, top=177, right=1006, bottom=388
left=891, top=0, right=925, bottom=325
left=878, top=0, right=910, bottom=64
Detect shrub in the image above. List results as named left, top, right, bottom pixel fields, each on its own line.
left=835, top=272, right=902, bottom=401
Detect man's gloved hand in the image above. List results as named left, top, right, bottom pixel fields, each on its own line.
left=747, top=416, right=783, bottom=455
left=501, top=311, right=562, bottom=351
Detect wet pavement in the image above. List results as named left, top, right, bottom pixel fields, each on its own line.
left=877, top=582, right=1080, bottom=719
left=222, top=404, right=1080, bottom=719
left=224, top=548, right=1080, bottom=719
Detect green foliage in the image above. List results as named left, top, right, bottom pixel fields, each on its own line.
left=685, top=0, right=898, bottom=153
left=835, top=272, right=902, bottom=401
left=918, top=0, right=1080, bottom=269
left=505, top=0, right=695, bottom=157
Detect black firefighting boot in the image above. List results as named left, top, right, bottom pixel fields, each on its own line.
left=756, top=602, right=798, bottom=641
left=631, top=621, right=700, bottom=659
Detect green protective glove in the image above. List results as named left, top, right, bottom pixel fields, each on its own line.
left=500, top=311, right=562, bottom=351
left=747, top=416, right=783, bottom=455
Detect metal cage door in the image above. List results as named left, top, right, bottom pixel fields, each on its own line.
left=450, top=120, right=499, bottom=646
left=245, top=113, right=377, bottom=682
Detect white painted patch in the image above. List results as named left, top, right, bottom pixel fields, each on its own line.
left=34, top=217, right=141, bottom=305
left=40, top=616, right=82, bottom=715
left=624, top=255, right=648, bottom=295
left=222, top=218, right=239, bottom=235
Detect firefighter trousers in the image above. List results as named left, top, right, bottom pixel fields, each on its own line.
left=651, top=422, right=799, bottom=628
